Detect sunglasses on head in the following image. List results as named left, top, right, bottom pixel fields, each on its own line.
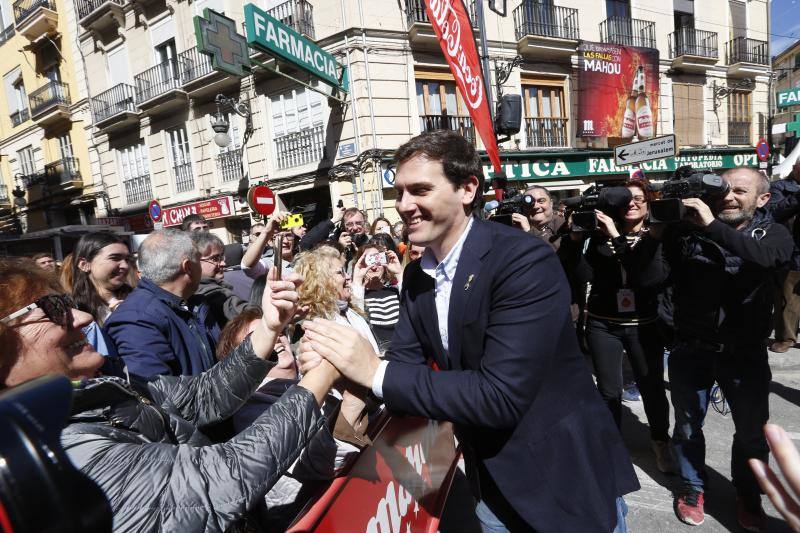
left=1, top=294, right=75, bottom=328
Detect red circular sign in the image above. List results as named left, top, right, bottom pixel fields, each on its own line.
left=756, top=139, right=770, bottom=162
left=248, top=185, right=276, bottom=216
left=148, top=199, right=162, bottom=222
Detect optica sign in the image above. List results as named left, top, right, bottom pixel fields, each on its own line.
left=244, top=3, right=346, bottom=91
left=162, top=196, right=235, bottom=227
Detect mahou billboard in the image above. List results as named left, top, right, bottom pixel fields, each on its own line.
left=578, top=42, right=660, bottom=139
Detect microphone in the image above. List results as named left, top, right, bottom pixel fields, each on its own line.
left=484, top=200, right=499, bottom=213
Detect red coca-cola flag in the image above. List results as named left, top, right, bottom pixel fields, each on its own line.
left=424, top=0, right=502, bottom=174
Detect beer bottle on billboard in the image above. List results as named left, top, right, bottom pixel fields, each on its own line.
left=621, top=68, right=639, bottom=138
left=635, top=67, right=654, bottom=138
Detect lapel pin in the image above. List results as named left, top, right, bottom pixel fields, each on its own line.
left=464, top=274, right=475, bottom=291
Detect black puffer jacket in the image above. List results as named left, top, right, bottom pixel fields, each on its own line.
left=657, top=210, right=793, bottom=345
left=62, top=336, right=324, bottom=533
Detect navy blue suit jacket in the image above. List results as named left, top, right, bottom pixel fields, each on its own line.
left=383, top=218, right=639, bottom=531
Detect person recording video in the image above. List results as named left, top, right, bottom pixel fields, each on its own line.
left=510, top=185, right=565, bottom=249
left=642, top=166, right=793, bottom=529
left=558, top=179, right=672, bottom=475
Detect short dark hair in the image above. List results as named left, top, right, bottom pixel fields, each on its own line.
left=524, top=185, right=552, bottom=200
left=394, top=130, right=484, bottom=210
left=181, top=214, right=208, bottom=231
left=31, top=252, right=54, bottom=262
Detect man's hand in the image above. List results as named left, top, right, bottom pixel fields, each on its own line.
left=332, top=205, right=346, bottom=225
left=511, top=213, right=531, bottom=232
left=265, top=213, right=290, bottom=240
left=338, top=232, right=353, bottom=249
left=595, top=210, right=621, bottom=239
left=682, top=198, right=715, bottom=228
left=301, top=318, right=381, bottom=389
left=261, top=266, right=303, bottom=333
left=749, top=424, right=800, bottom=531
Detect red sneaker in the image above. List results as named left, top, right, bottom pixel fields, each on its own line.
left=675, top=491, right=705, bottom=526
left=737, top=496, right=767, bottom=532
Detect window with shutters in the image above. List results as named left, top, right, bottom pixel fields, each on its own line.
left=215, top=111, right=245, bottom=183
left=165, top=126, right=195, bottom=193
left=270, top=85, right=326, bottom=170
left=727, top=91, right=751, bottom=145
left=414, top=69, right=477, bottom=146
left=117, top=142, right=152, bottom=205
left=521, top=79, right=568, bottom=147
left=17, top=146, right=36, bottom=177
left=673, top=83, right=704, bottom=146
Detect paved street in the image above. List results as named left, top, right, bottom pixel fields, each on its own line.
left=441, top=346, right=800, bottom=532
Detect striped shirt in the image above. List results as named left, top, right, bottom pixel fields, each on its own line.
left=364, top=287, right=401, bottom=350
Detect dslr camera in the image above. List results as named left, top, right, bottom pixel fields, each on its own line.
left=562, top=185, right=633, bottom=232
left=649, top=166, right=730, bottom=223
left=485, top=191, right=534, bottom=226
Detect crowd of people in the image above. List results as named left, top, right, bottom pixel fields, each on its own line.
left=2, top=130, right=800, bottom=532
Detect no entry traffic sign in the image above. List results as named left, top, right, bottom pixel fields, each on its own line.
left=248, top=185, right=276, bottom=216
left=756, top=139, right=770, bottom=162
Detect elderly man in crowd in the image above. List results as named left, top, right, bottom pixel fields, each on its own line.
left=192, top=231, right=250, bottom=329
left=105, top=229, right=220, bottom=379
left=511, top=185, right=564, bottom=249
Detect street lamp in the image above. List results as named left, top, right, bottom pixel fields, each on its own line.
left=211, top=94, right=253, bottom=148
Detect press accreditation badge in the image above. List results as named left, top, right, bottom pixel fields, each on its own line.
left=617, top=289, right=636, bottom=313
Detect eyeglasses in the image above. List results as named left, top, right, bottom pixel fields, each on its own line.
left=1, top=294, right=75, bottom=328
left=201, top=254, right=225, bottom=265
left=631, top=196, right=647, bottom=204
left=345, top=220, right=364, bottom=228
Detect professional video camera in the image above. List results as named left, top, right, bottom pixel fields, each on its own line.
left=0, top=375, right=112, bottom=532
left=649, top=166, right=730, bottom=223
left=484, top=191, right=534, bottom=226
left=561, top=185, right=633, bottom=232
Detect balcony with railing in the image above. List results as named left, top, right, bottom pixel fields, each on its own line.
left=514, top=2, right=579, bottom=59
left=600, top=17, right=655, bottom=49
left=45, top=157, right=81, bottom=186
left=29, top=80, right=70, bottom=126
left=76, top=0, right=124, bottom=33
left=267, top=0, right=314, bottom=39
left=123, top=173, right=153, bottom=205
left=728, top=121, right=751, bottom=145
left=134, top=59, right=188, bottom=113
left=420, top=114, right=476, bottom=146
left=726, top=37, right=769, bottom=77
left=92, top=83, right=138, bottom=130
left=13, top=0, right=57, bottom=40
left=179, top=46, right=238, bottom=96
left=525, top=117, right=568, bottom=148
left=669, top=28, right=718, bottom=70
left=274, top=124, right=325, bottom=170
left=0, top=25, right=15, bottom=46
left=173, top=162, right=195, bottom=193
left=10, top=108, right=30, bottom=127
left=217, top=148, right=244, bottom=183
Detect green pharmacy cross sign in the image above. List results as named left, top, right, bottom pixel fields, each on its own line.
left=194, top=9, right=251, bottom=77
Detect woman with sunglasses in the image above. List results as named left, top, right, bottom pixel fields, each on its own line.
left=0, top=257, right=340, bottom=532
left=558, top=179, right=672, bottom=474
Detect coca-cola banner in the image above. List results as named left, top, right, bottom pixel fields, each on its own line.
left=424, top=0, right=502, bottom=172
left=578, top=42, right=660, bottom=139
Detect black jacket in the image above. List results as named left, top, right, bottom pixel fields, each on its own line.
left=63, top=336, right=324, bottom=532
left=653, top=211, right=793, bottom=345
left=765, top=176, right=800, bottom=270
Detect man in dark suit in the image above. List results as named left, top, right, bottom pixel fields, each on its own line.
left=300, top=130, right=639, bottom=531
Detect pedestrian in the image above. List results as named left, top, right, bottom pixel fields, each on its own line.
left=31, top=252, right=56, bottom=272
left=70, top=232, right=133, bottom=325
left=181, top=214, right=209, bottom=231
left=191, top=231, right=250, bottom=329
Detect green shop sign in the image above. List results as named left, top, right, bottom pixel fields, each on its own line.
left=777, top=88, right=800, bottom=109
left=482, top=150, right=759, bottom=181
left=244, top=3, right=346, bottom=91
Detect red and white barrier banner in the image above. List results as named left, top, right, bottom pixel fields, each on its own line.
left=162, top=196, right=235, bottom=227
left=424, top=0, right=502, bottom=173
left=288, top=416, right=459, bottom=533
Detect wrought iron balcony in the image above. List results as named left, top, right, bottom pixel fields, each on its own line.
left=123, top=173, right=153, bottom=205
left=45, top=157, right=80, bottom=184
left=0, top=184, right=9, bottom=203
left=21, top=170, right=44, bottom=188
left=180, top=46, right=214, bottom=85
left=10, top=108, right=30, bottom=127
left=173, top=162, right=195, bottom=193
left=669, top=27, right=718, bottom=59
left=600, top=16, right=655, bottom=49
left=216, top=148, right=244, bottom=183
left=92, top=83, right=136, bottom=123
left=0, top=25, right=15, bottom=45
left=420, top=114, right=476, bottom=146
left=525, top=117, right=568, bottom=147
left=29, top=80, right=70, bottom=116
left=76, top=0, right=124, bottom=31
left=514, top=2, right=579, bottom=41
left=726, top=37, right=768, bottom=65
left=134, top=59, right=185, bottom=104
left=406, top=0, right=476, bottom=28
left=728, top=121, right=751, bottom=145
left=76, top=0, right=122, bottom=20
left=13, top=0, right=54, bottom=23
left=267, top=0, right=314, bottom=39
left=274, top=124, right=325, bottom=170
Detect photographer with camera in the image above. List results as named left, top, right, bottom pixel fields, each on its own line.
left=558, top=179, right=672, bottom=475
left=510, top=185, right=565, bottom=249
left=646, top=167, right=793, bottom=529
